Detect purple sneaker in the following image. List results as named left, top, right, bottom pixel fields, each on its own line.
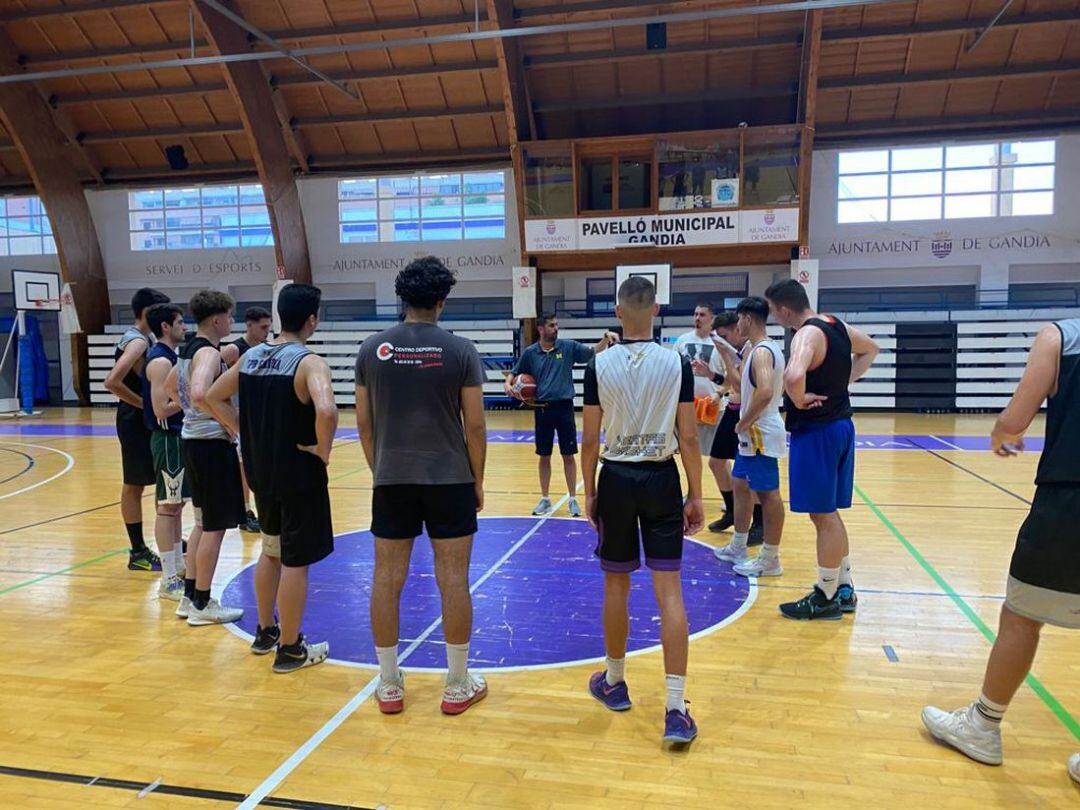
left=589, top=670, right=632, bottom=711
left=663, top=708, right=698, bottom=743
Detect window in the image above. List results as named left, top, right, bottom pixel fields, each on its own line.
left=837, top=140, right=1056, bottom=223
left=337, top=171, right=506, bottom=243
left=0, top=196, right=55, bottom=256
left=127, top=184, right=274, bottom=251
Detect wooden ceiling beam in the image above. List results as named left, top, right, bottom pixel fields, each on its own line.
left=486, top=0, right=536, bottom=144
left=821, top=60, right=1080, bottom=90
left=797, top=9, right=822, bottom=248
left=19, top=12, right=488, bottom=66
left=819, top=109, right=1080, bottom=139
left=292, top=106, right=504, bottom=128
left=0, top=0, right=179, bottom=23
left=525, top=32, right=799, bottom=70
left=823, top=10, right=1080, bottom=43
left=0, top=33, right=110, bottom=402
left=48, top=61, right=497, bottom=107
left=533, top=85, right=797, bottom=113
left=190, top=0, right=311, bottom=282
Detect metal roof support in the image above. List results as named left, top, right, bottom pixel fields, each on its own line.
left=194, top=0, right=360, bottom=101
left=967, top=0, right=1016, bottom=53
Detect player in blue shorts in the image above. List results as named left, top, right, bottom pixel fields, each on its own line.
left=764, top=280, right=879, bottom=620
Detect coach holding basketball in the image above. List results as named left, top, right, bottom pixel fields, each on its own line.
left=505, top=313, right=619, bottom=518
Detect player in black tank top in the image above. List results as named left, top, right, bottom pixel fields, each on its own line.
left=765, top=280, right=879, bottom=621
left=104, top=287, right=170, bottom=571
left=206, top=284, right=337, bottom=674
left=922, top=321, right=1080, bottom=780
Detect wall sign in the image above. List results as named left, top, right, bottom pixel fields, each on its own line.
left=524, top=208, right=798, bottom=252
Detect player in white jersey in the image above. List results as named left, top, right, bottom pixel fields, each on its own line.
left=582, top=276, right=704, bottom=745
left=713, top=297, right=787, bottom=576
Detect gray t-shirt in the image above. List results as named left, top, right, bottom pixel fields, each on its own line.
left=511, top=339, right=593, bottom=402
left=355, top=322, right=485, bottom=487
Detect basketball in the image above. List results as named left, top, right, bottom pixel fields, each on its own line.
left=510, top=373, right=537, bottom=401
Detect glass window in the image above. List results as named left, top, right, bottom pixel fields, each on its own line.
left=339, top=172, right=506, bottom=243
left=523, top=151, right=574, bottom=216
left=0, top=196, right=56, bottom=255
left=657, top=138, right=740, bottom=211
left=617, top=158, right=652, bottom=210
left=579, top=158, right=614, bottom=211
left=742, top=130, right=801, bottom=207
left=128, top=183, right=273, bottom=251
left=837, top=138, right=1055, bottom=222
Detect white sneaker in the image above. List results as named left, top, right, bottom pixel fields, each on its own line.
left=186, top=598, right=244, bottom=626
left=175, top=596, right=192, bottom=619
left=532, top=497, right=552, bottom=516
left=714, top=542, right=751, bottom=564
left=567, top=498, right=582, bottom=517
left=440, top=672, right=488, bottom=715
left=157, top=575, right=184, bottom=601
left=733, top=555, right=783, bottom=577
left=921, top=704, right=1003, bottom=765
left=377, top=673, right=406, bottom=715
left=1068, top=752, right=1079, bottom=784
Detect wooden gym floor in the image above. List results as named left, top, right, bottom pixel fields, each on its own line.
left=0, top=408, right=1076, bottom=809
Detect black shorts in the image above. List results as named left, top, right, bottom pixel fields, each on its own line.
left=595, top=459, right=684, bottom=573
left=534, top=399, right=578, bottom=457
left=183, top=438, right=246, bottom=532
left=255, top=487, right=334, bottom=568
left=1010, top=484, right=1080, bottom=596
left=709, top=406, right=740, bottom=460
left=371, top=483, right=478, bottom=540
left=116, top=409, right=155, bottom=487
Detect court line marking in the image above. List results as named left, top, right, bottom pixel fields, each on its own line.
left=222, top=518, right=756, bottom=674
left=906, top=439, right=1032, bottom=505
left=0, top=549, right=127, bottom=597
left=0, top=446, right=34, bottom=486
left=928, top=434, right=964, bottom=452
left=234, top=488, right=578, bottom=810
left=0, top=442, right=74, bottom=500
left=854, top=484, right=1080, bottom=743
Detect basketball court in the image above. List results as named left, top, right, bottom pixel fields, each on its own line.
left=0, top=407, right=1075, bottom=807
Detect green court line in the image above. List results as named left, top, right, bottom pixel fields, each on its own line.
left=0, top=549, right=127, bottom=597
left=854, top=484, right=1080, bottom=742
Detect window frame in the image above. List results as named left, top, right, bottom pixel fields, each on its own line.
left=0, top=196, right=56, bottom=256
left=836, top=139, right=1056, bottom=224
left=127, top=183, right=274, bottom=252
left=337, top=171, right=507, bottom=244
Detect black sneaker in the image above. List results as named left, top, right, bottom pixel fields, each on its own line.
left=251, top=624, right=281, bottom=655
left=747, top=521, right=764, bottom=547
left=272, top=634, right=329, bottom=674
left=242, top=510, right=261, bottom=533
left=837, top=584, right=858, bottom=613
left=127, top=548, right=162, bottom=572
left=708, top=513, right=734, bottom=533
left=779, top=586, right=842, bottom=621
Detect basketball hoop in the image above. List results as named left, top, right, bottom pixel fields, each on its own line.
left=29, top=297, right=62, bottom=310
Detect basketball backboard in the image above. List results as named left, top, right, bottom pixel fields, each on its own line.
left=13, top=269, right=61, bottom=312
left=615, top=264, right=671, bottom=306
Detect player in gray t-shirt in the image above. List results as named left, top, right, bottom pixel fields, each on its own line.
left=355, top=256, right=488, bottom=718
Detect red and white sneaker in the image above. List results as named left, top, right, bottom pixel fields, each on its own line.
left=440, top=672, right=487, bottom=715
left=376, top=674, right=405, bottom=715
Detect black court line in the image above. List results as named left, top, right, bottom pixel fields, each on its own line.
left=0, top=499, right=122, bottom=535
left=0, top=446, right=35, bottom=486
left=906, top=439, right=1033, bottom=506
left=0, top=765, right=372, bottom=809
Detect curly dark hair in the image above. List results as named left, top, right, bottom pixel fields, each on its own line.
left=188, top=289, right=234, bottom=323
left=395, top=256, right=456, bottom=310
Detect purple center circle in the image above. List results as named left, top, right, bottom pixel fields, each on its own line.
left=222, top=517, right=754, bottom=670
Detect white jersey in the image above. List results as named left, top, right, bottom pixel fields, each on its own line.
left=673, top=331, right=722, bottom=399
left=594, top=341, right=684, bottom=463
left=738, top=339, right=787, bottom=458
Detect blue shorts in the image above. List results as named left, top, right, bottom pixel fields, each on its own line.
left=788, top=418, right=855, bottom=514
left=732, top=453, right=780, bottom=492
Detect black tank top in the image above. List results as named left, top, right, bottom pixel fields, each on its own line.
left=238, top=341, right=325, bottom=496
left=1035, top=319, right=1080, bottom=486
left=114, top=327, right=150, bottom=425
left=233, top=336, right=251, bottom=357
left=784, top=315, right=853, bottom=432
